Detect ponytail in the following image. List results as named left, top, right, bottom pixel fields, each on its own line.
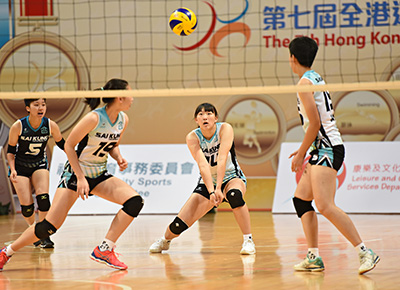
left=85, top=79, right=129, bottom=110
left=84, top=97, right=101, bottom=110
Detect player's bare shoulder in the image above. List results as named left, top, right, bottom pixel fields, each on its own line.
left=186, top=130, right=198, bottom=143
left=9, top=119, right=22, bottom=137
left=220, top=122, right=234, bottom=135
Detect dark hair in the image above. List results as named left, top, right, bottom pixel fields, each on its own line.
left=24, top=98, right=46, bottom=107
left=289, top=36, right=318, bottom=68
left=85, top=78, right=129, bottom=110
left=194, top=103, right=218, bottom=118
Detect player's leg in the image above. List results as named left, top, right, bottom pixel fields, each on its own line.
left=11, top=175, right=35, bottom=226
left=1, top=188, right=78, bottom=271
left=311, top=165, right=362, bottom=245
left=224, top=178, right=255, bottom=255
left=90, top=176, right=143, bottom=270
left=93, top=177, right=142, bottom=243
left=225, top=178, right=250, bottom=234
left=173, top=193, right=215, bottom=235
left=294, top=164, right=318, bottom=249
left=31, top=169, right=50, bottom=222
left=311, top=165, right=380, bottom=274
left=293, top=163, right=324, bottom=272
left=31, top=169, right=54, bottom=248
left=149, top=189, right=214, bottom=253
left=11, top=187, right=78, bottom=251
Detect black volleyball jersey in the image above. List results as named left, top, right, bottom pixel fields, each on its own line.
left=15, top=116, right=51, bottom=167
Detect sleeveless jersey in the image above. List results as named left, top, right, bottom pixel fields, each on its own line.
left=15, top=116, right=50, bottom=167
left=297, top=70, right=343, bottom=149
left=75, top=106, right=126, bottom=178
left=193, top=122, right=245, bottom=184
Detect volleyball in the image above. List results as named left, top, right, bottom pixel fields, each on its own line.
left=169, top=7, right=197, bottom=36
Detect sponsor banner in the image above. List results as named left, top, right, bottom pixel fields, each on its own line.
left=273, top=142, right=400, bottom=213
left=49, top=144, right=199, bottom=214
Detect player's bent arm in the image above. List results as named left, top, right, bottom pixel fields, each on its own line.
left=109, top=146, right=122, bottom=162
left=50, top=120, right=63, bottom=143
left=186, top=132, right=214, bottom=194
left=65, top=112, right=98, bottom=179
left=50, top=120, right=65, bottom=151
left=215, top=123, right=234, bottom=190
left=297, top=79, right=321, bottom=158
left=6, top=121, right=22, bottom=172
left=109, top=112, right=129, bottom=162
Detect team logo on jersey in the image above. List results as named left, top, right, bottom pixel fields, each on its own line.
left=100, top=122, right=106, bottom=128
left=41, top=127, right=49, bottom=134
left=118, top=121, right=123, bottom=130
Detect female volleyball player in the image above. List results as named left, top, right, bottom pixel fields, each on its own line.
left=149, top=103, right=256, bottom=255
left=6, top=98, right=65, bottom=249
left=0, top=78, right=143, bottom=271
left=288, top=36, right=379, bottom=274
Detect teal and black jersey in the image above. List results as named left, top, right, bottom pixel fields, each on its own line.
left=297, top=70, right=343, bottom=150
left=193, top=122, right=246, bottom=185
left=15, top=116, right=50, bottom=167
left=74, top=106, right=126, bottom=178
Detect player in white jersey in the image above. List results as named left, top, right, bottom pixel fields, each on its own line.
left=0, top=79, right=144, bottom=271
left=149, top=103, right=255, bottom=255
left=288, top=36, right=379, bottom=275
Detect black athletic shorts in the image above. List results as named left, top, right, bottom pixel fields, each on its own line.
left=58, top=162, right=113, bottom=193
left=308, top=144, right=345, bottom=172
left=9, top=159, right=48, bottom=178
left=193, top=177, right=245, bottom=201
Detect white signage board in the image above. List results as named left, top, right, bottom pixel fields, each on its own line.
left=49, top=144, right=199, bottom=214
left=273, top=142, right=400, bottom=213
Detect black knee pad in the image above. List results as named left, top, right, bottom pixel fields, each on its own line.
left=122, top=195, right=144, bottom=217
left=36, top=193, right=51, bottom=212
left=21, top=203, right=35, bottom=217
left=169, top=216, right=189, bottom=235
left=226, top=189, right=245, bottom=209
left=35, top=219, right=57, bottom=240
left=293, top=197, right=315, bottom=218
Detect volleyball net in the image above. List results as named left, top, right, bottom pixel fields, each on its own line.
left=0, top=1, right=400, bottom=142
left=0, top=0, right=399, bottom=92
left=0, top=0, right=399, bottom=180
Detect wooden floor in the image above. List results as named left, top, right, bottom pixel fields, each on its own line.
left=0, top=211, right=398, bottom=290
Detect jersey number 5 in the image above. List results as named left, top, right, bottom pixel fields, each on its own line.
left=93, top=142, right=117, bottom=157
left=26, top=143, right=42, bottom=155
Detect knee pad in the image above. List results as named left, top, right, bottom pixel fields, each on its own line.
left=122, top=195, right=144, bottom=217
left=226, top=189, right=245, bottom=209
left=34, top=219, right=57, bottom=240
left=293, top=197, right=315, bottom=218
left=21, top=203, right=35, bottom=217
left=169, top=217, right=189, bottom=235
left=36, top=193, right=51, bottom=212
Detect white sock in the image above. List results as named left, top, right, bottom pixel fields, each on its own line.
left=6, top=245, right=15, bottom=256
left=243, top=234, right=252, bottom=241
left=99, top=238, right=115, bottom=251
left=308, top=248, right=319, bottom=260
left=355, top=242, right=367, bottom=253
